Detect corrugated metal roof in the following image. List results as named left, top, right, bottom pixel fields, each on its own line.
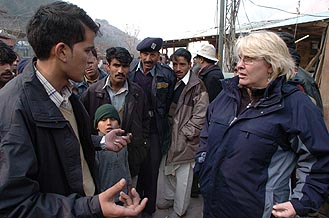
left=242, top=11, right=329, bottom=32
left=164, top=11, right=329, bottom=41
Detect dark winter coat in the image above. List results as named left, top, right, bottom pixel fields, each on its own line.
left=0, top=59, right=103, bottom=218
left=198, top=64, right=224, bottom=102
left=81, top=77, right=150, bottom=177
left=195, top=76, right=329, bottom=218
left=129, top=62, right=176, bottom=155
left=289, top=67, right=323, bottom=115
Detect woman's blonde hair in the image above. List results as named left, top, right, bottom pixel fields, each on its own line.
left=235, top=30, right=295, bottom=81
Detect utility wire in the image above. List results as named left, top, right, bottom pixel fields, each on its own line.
left=241, top=0, right=253, bottom=29
left=294, top=0, right=301, bottom=38
left=246, top=0, right=329, bottom=17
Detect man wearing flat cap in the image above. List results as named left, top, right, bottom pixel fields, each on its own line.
left=129, top=37, right=176, bottom=218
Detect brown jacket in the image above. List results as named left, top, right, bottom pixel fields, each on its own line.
left=166, top=71, right=209, bottom=165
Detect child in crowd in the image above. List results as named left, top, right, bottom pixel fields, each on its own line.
left=94, top=104, right=131, bottom=202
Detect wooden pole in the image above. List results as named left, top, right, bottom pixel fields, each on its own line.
left=319, top=26, right=329, bottom=129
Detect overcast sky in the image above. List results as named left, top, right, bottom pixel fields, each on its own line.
left=68, top=0, right=329, bottom=40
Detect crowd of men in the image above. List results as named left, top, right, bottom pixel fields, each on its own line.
left=0, top=2, right=328, bottom=218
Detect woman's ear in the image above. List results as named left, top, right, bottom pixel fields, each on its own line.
left=267, top=65, right=274, bottom=75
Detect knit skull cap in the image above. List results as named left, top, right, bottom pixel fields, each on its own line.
left=94, top=104, right=121, bottom=128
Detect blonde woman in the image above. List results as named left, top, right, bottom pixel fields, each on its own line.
left=195, top=31, right=329, bottom=218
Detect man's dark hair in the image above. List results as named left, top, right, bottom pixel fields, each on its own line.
left=170, top=48, right=192, bottom=62
left=276, top=32, right=296, bottom=50
left=27, top=1, right=100, bottom=60
left=106, top=47, right=133, bottom=66
left=276, top=32, right=300, bottom=67
left=0, top=40, right=17, bottom=65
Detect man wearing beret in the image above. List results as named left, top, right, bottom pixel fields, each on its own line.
left=129, top=37, right=176, bottom=218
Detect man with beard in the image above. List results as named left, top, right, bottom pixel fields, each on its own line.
left=194, top=44, right=224, bottom=102
left=81, top=47, right=150, bottom=191
left=74, top=47, right=107, bottom=97
left=0, top=40, right=16, bottom=89
left=190, top=44, right=225, bottom=198
left=129, top=37, right=176, bottom=218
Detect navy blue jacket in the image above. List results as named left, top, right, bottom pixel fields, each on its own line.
left=195, top=76, right=329, bottom=218
left=129, top=61, right=176, bottom=154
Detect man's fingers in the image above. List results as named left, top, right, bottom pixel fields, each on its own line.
left=272, top=202, right=296, bottom=218
left=113, top=197, right=148, bottom=217
left=122, top=133, right=132, bottom=143
left=111, top=128, right=125, bottom=135
left=119, top=191, right=132, bottom=206
left=114, top=137, right=128, bottom=146
left=130, top=188, right=141, bottom=205
left=130, top=197, right=148, bottom=214
left=138, top=198, right=148, bottom=210
left=104, top=179, right=126, bottom=197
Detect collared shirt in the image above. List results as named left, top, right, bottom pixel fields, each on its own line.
left=35, top=68, right=73, bottom=110
left=102, top=76, right=128, bottom=114
left=134, top=61, right=155, bottom=110
left=136, top=61, right=156, bottom=77
left=35, top=67, right=96, bottom=195
left=175, top=71, right=190, bottom=90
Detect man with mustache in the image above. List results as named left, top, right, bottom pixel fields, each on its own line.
left=81, top=47, right=150, bottom=192
left=0, top=2, right=146, bottom=217
left=0, top=40, right=16, bottom=89
left=158, top=48, right=209, bottom=218
left=74, top=48, right=107, bottom=97
left=129, top=37, right=176, bottom=218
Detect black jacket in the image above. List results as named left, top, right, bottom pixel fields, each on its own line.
left=289, top=67, right=323, bottom=115
left=81, top=77, right=150, bottom=177
left=198, top=64, right=224, bottom=102
left=0, top=59, right=103, bottom=217
left=129, top=62, right=176, bottom=155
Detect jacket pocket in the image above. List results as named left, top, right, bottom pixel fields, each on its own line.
left=35, top=121, right=67, bottom=129
left=239, top=125, right=279, bottom=159
left=155, top=84, right=169, bottom=116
